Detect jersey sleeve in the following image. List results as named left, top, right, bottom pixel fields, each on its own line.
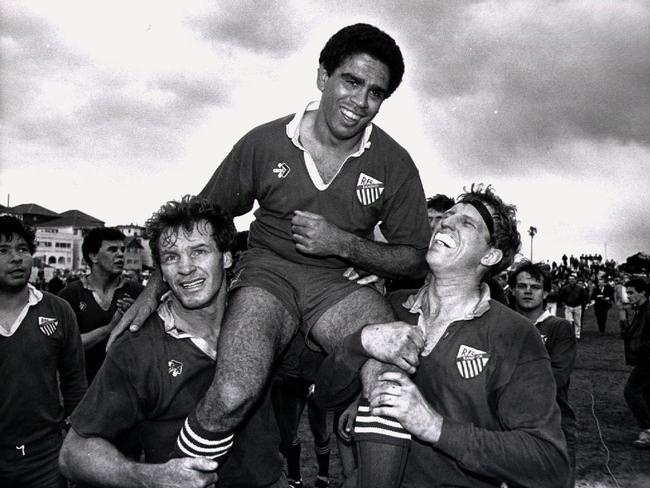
left=69, top=341, right=142, bottom=441
left=57, top=299, right=88, bottom=416
left=548, top=320, right=577, bottom=390
left=435, top=327, right=570, bottom=488
left=198, top=136, right=257, bottom=217
left=378, top=172, right=430, bottom=250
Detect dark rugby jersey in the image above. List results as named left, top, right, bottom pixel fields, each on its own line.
left=70, top=302, right=283, bottom=487
left=0, top=286, right=87, bottom=447
left=199, top=102, right=430, bottom=270
left=59, top=277, right=142, bottom=381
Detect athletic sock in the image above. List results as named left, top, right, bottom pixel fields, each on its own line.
left=285, top=440, right=302, bottom=482
left=175, top=412, right=234, bottom=460
left=314, top=437, right=331, bottom=478
left=353, top=397, right=410, bottom=488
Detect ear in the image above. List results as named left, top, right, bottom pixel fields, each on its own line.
left=88, top=252, right=99, bottom=265
left=317, top=64, right=329, bottom=92
left=480, top=247, right=503, bottom=268
left=223, top=252, right=233, bottom=270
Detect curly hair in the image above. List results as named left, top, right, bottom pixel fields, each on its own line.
left=146, top=195, right=236, bottom=266
left=457, top=183, right=521, bottom=278
left=319, top=23, right=404, bottom=97
left=0, top=215, right=36, bottom=255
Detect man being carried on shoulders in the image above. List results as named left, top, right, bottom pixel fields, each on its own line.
left=112, top=24, right=430, bottom=488
left=60, top=196, right=285, bottom=488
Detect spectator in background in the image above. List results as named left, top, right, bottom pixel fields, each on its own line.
left=511, top=261, right=577, bottom=486
left=615, top=277, right=630, bottom=337
left=0, top=216, right=87, bottom=488
left=47, top=269, right=65, bottom=295
left=426, top=194, right=455, bottom=230
left=59, top=227, right=142, bottom=383
left=623, top=278, right=650, bottom=448
left=592, top=278, right=615, bottom=335
left=559, top=274, right=589, bottom=339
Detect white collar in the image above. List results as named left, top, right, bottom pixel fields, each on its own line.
left=0, top=284, right=43, bottom=337
left=156, top=293, right=216, bottom=360
left=285, top=100, right=373, bottom=154
left=534, top=309, right=553, bottom=325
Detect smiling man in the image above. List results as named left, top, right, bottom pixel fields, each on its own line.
left=0, top=216, right=86, bottom=488
left=112, top=24, right=430, bottom=487
left=315, top=185, right=571, bottom=487
left=59, top=196, right=285, bottom=488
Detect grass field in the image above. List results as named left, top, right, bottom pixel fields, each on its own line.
left=293, top=305, right=650, bottom=488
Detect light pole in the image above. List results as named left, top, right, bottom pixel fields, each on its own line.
left=528, top=226, right=537, bottom=261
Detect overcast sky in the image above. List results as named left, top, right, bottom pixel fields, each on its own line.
left=1, top=0, right=649, bottom=263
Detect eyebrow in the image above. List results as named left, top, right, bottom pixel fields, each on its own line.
left=340, top=72, right=388, bottom=97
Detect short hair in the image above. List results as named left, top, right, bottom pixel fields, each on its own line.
left=457, top=183, right=521, bottom=278
left=625, top=278, right=648, bottom=295
left=82, top=227, right=126, bottom=267
left=427, top=194, right=455, bottom=213
left=146, top=195, right=236, bottom=266
left=0, top=215, right=36, bottom=255
left=319, top=23, right=404, bottom=97
left=509, top=260, right=550, bottom=292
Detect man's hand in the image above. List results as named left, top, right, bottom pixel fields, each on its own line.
left=116, top=295, right=135, bottom=313
left=107, top=279, right=163, bottom=350
left=337, top=398, right=359, bottom=442
left=343, top=267, right=385, bottom=293
left=368, top=371, right=442, bottom=443
left=291, top=210, right=350, bottom=257
left=143, top=457, right=219, bottom=488
left=361, top=322, right=425, bottom=374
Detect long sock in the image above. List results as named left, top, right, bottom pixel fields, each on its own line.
left=314, top=437, right=331, bottom=478
left=354, top=398, right=410, bottom=488
left=285, top=440, right=302, bottom=481
left=175, top=412, right=233, bottom=460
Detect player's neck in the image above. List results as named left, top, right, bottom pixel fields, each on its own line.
left=517, top=306, right=545, bottom=323
left=425, top=272, right=483, bottom=322
left=0, top=285, right=29, bottom=330
left=305, top=110, right=365, bottom=156
left=87, top=268, right=120, bottom=293
left=170, top=282, right=227, bottom=344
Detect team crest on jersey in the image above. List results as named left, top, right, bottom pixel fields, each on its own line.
left=456, top=344, right=490, bottom=379
left=356, top=173, right=384, bottom=206
left=79, top=301, right=87, bottom=311
left=540, top=334, right=548, bottom=344
left=38, top=317, right=59, bottom=337
left=168, top=359, right=183, bottom=377
left=272, top=162, right=291, bottom=179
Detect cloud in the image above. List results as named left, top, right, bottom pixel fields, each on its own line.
left=392, top=1, right=650, bottom=172
left=188, top=0, right=304, bottom=56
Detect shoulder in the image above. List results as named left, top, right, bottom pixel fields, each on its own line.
left=108, top=314, right=165, bottom=362
left=58, top=280, right=83, bottom=299
left=484, top=301, right=543, bottom=343
left=541, top=315, right=573, bottom=333
left=37, top=292, right=76, bottom=318
left=237, top=114, right=294, bottom=144
left=369, top=124, right=412, bottom=161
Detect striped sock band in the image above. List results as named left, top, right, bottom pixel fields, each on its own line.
left=175, top=413, right=234, bottom=459
left=353, top=398, right=411, bottom=447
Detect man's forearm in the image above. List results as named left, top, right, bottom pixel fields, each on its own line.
left=60, top=431, right=149, bottom=488
left=340, top=235, right=427, bottom=279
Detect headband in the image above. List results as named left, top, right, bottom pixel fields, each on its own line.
left=461, top=198, right=494, bottom=238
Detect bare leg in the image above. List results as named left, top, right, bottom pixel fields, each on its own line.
left=177, top=287, right=298, bottom=458
left=310, top=287, right=409, bottom=488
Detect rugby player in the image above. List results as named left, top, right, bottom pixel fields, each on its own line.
left=59, top=196, right=285, bottom=488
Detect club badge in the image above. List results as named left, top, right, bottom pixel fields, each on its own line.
left=356, top=173, right=384, bottom=206
left=38, top=317, right=59, bottom=337
left=272, top=162, right=291, bottom=179
left=168, top=359, right=183, bottom=377
left=456, top=344, right=489, bottom=379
